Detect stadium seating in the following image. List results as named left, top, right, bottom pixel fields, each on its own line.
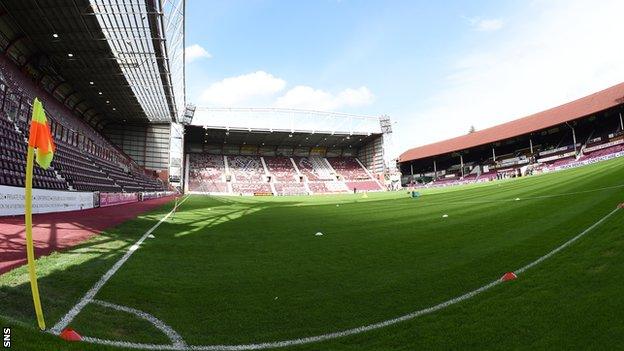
left=579, top=142, right=624, bottom=161
left=53, top=141, right=120, bottom=192
left=476, top=171, right=497, bottom=182
left=431, top=177, right=461, bottom=187
left=188, top=154, right=228, bottom=193
left=345, top=180, right=382, bottom=191
left=295, top=156, right=335, bottom=181
left=307, top=181, right=349, bottom=194
left=273, top=182, right=307, bottom=196
left=422, top=134, right=624, bottom=189
left=327, top=157, right=370, bottom=180
left=327, top=156, right=383, bottom=191
left=459, top=173, right=479, bottom=182
left=0, top=56, right=166, bottom=194
left=228, top=156, right=267, bottom=182
left=231, top=182, right=273, bottom=195
left=265, top=156, right=299, bottom=182
left=0, top=110, right=68, bottom=190
left=188, top=153, right=382, bottom=195
left=132, top=170, right=167, bottom=192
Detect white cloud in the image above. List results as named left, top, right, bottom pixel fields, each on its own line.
left=472, top=18, right=504, bottom=32
left=275, top=86, right=374, bottom=110
left=198, top=71, right=286, bottom=106
left=396, top=0, right=624, bottom=157
left=185, top=44, right=212, bottom=63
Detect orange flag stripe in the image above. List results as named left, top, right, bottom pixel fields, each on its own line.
left=28, top=121, right=56, bottom=153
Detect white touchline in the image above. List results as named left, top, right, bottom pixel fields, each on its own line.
left=50, top=195, right=190, bottom=335
left=92, top=299, right=187, bottom=349
left=58, top=204, right=620, bottom=350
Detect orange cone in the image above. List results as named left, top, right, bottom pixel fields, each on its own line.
left=501, top=272, right=517, bottom=282
left=59, top=328, right=82, bottom=342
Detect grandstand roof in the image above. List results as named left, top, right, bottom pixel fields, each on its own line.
left=186, top=125, right=381, bottom=149
left=0, top=0, right=184, bottom=127
left=193, top=107, right=383, bottom=135
left=399, top=82, right=624, bottom=162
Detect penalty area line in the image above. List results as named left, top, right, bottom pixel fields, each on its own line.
left=50, top=195, right=190, bottom=335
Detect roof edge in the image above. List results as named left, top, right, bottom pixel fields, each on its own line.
left=399, top=82, right=624, bottom=162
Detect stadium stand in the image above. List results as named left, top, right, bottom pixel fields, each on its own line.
left=581, top=143, right=624, bottom=160
left=187, top=153, right=384, bottom=195
left=0, top=55, right=165, bottom=194
left=54, top=140, right=120, bottom=192
left=228, top=156, right=267, bottom=182
left=400, top=82, right=624, bottom=188
left=327, top=157, right=369, bottom=180
left=231, top=182, right=273, bottom=195
left=183, top=110, right=386, bottom=196
left=273, top=182, right=307, bottom=196
left=265, top=156, right=299, bottom=182
left=328, top=156, right=383, bottom=191
left=345, top=180, right=382, bottom=191
left=187, top=154, right=228, bottom=193
left=307, top=180, right=349, bottom=194
left=265, top=156, right=307, bottom=195
left=295, top=156, right=335, bottom=181
left=227, top=155, right=273, bottom=194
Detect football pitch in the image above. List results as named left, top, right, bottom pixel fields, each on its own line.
left=1, top=157, right=624, bottom=350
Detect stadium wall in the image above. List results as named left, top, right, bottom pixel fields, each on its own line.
left=104, top=123, right=171, bottom=171
left=357, top=135, right=385, bottom=174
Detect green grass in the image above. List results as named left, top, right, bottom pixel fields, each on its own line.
left=1, top=157, right=624, bottom=350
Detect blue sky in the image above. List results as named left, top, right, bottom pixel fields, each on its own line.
left=185, top=0, right=624, bottom=158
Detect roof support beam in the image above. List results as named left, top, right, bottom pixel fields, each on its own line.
left=145, top=0, right=176, bottom=121
left=460, top=154, right=464, bottom=178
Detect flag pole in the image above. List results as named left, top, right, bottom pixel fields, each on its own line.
left=25, top=144, right=46, bottom=330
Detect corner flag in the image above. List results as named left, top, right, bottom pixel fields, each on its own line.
left=24, top=97, right=54, bottom=330
left=28, top=98, right=55, bottom=169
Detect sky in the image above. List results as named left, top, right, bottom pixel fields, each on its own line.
left=184, top=0, right=624, bottom=158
